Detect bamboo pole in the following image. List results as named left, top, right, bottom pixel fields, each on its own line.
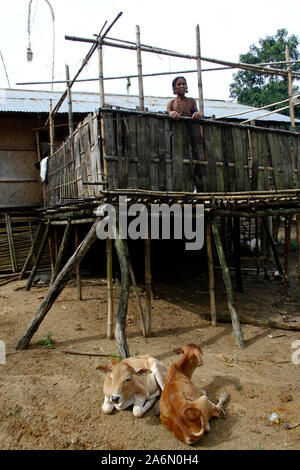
left=16, top=220, right=100, bottom=350
left=233, top=216, right=243, bottom=293
left=136, top=25, right=144, bottom=111
left=65, top=64, right=74, bottom=136
left=106, top=237, right=114, bottom=339
left=124, top=240, right=147, bottom=337
left=50, top=219, right=72, bottom=286
left=25, top=222, right=51, bottom=291
left=19, top=221, right=42, bottom=280
left=113, top=223, right=131, bottom=359
left=5, top=214, right=17, bottom=273
left=296, top=214, right=300, bottom=294
left=285, top=46, right=296, bottom=131
left=49, top=99, right=55, bottom=155
left=196, top=24, right=204, bottom=117
left=284, top=215, right=291, bottom=288
left=262, top=217, right=284, bottom=276
left=205, top=218, right=217, bottom=326
left=144, top=238, right=152, bottom=337
left=75, top=226, right=82, bottom=300
left=98, top=40, right=105, bottom=107
left=211, top=218, right=245, bottom=349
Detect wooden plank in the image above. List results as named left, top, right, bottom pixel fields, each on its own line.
left=268, top=132, right=283, bottom=190
left=148, top=117, right=159, bottom=191
left=126, top=115, right=139, bottom=189
left=137, top=116, right=150, bottom=190
left=156, top=118, right=167, bottom=191
left=171, top=120, right=184, bottom=191
left=232, top=127, right=250, bottom=192
left=103, top=112, right=118, bottom=190
left=204, top=125, right=218, bottom=192
left=181, top=120, right=194, bottom=192
left=190, top=122, right=207, bottom=192
left=166, top=120, right=173, bottom=191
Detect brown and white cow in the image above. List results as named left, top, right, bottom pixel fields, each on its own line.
left=96, top=355, right=167, bottom=418
left=159, top=344, right=229, bottom=445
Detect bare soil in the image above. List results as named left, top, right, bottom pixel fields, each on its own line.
left=0, top=256, right=300, bottom=451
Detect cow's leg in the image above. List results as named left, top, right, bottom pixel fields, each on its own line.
left=133, top=391, right=160, bottom=418
left=102, top=396, right=115, bottom=414
left=115, top=398, right=134, bottom=411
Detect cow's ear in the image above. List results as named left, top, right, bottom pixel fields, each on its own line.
left=135, top=368, right=151, bottom=376
left=173, top=347, right=184, bottom=355
left=96, top=365, right=112, bottom=373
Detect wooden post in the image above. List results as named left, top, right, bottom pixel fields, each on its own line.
left=75, top=226, right=82, bottom=300
left=98, top=39, right=105, bottom=108
left=196, top=24, right=204, bottom=117
left=16, top=220, right=100, bottom=350
left=106, top=237, right=114, bottom=339
left=285, top=46, right=296, bottom=131
left=113, top=223, right=131, bottom=359
left=5, top=214, right=17, bottom=273
left=211, top=218, right=245, bottom=349
left=233, top=216, right=243, bottom=293
left=205, top=218, right=217, bottom=326
left=25, top=222, right=51, bottom=291
left=296, top=213, right=300, bottom=294
left=255, top=217, right=260, bottom=275
left=19, top=221, right=42, bottom=280
left=50, top=219, right=72, bottom=286
left=136, top=25, right=144, bottom=111
left=284, top=215, right=291, bottom=288
left=144, top=238, right=152, bottom=337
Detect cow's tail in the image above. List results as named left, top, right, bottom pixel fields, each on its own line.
left=183, top=406, right=206, bottom=441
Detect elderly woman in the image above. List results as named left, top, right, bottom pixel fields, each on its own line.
left=167, top=76, right=201, bottom=120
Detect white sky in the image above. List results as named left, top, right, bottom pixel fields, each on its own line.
left=1, top=0, right=300, bottom=101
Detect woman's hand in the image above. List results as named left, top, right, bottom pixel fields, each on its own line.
left=192, top=112, right=201, bottom=120
left=169, top=111, right=180, bottom=120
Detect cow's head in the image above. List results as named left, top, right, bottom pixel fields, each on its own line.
left=173, top=343, right=203, bottom=367
left=97, top=359, right=151, bottom=405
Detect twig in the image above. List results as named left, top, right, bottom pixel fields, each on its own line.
left=61, top=349, right=111, bottom=357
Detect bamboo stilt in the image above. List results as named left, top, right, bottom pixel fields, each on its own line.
left=233, top=216, right=243, bottom=293
left=19, top=222, right=42, bottom=280
left=124, top=241, right=147, bottom=337
left=75, top=226, right=82, bottom=300
left=5, top=214, right=17, bottom=273
left=25, top=222, right=51, bottom=291
left=106, top=237, right=114, bottom=339
left=211, top=218, right=245, bottom=349
left=50, top=219, right=72, bottom=286
left=205, top=218, right=217, bottom=326
left=144, top=238, right=152, bottom=337
left=284, top=215, right=291, bottom=288
left=296, top=214, right=300, bottom=294
left=16, top=221, right=100, bottom=350
left=262, top=217, right=284, bottom=275
left=113, top=224, right=131, bottom=359
left=285, top=46, right=296, bottom=131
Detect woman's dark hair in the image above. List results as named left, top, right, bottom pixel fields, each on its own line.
left=172, top=76, right=187, bottom=90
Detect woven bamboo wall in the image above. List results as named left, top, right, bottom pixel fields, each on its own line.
left=45, top=109, right=300, bottom=204
left=102, top=110, right=300, bottom=193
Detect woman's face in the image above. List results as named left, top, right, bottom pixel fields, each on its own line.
left=174, top=78, right=187, bottom=96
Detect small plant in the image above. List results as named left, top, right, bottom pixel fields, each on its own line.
left=111, top=352, right=121, bottom=361
left=36, top=332, right=55, bottom=349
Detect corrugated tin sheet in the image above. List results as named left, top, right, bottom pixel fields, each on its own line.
left=0, top=88, right=296, bottom=123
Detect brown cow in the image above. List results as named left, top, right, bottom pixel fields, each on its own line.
left=97, top=355, right=166, bottom=418
left=159, top=344, right=229, bottom=445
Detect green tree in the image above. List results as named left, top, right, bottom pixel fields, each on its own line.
left=229, top=29, right=300, bottom=117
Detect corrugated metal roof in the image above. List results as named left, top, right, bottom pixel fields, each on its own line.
left=0, top=88, right=296, bottom=123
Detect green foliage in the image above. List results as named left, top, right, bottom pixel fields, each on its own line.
left=230, top=29, right=300, bottom=118
left=111, top=352, right=122, bottom=361
left=36, top=332, right=55, bottom=349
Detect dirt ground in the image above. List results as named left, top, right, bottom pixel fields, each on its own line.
left=0, top=254, right=300, bottom=451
